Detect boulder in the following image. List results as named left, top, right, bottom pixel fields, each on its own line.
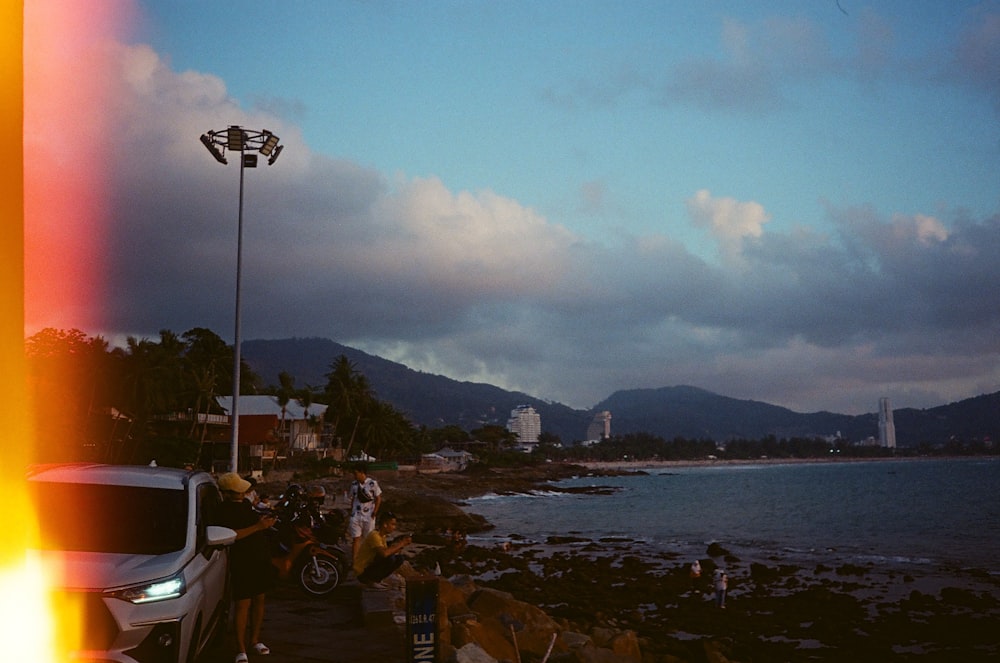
left=582, top=626, right=642, bottom=662
left=559, top=631, right=594, bottom=649
left=571, top=648, right=643, bottom=663
left=454, top=642, right=499, bottom=663
left=468, top=587, right=565, bottom=659
left=451, top=619, right=518, bottom=662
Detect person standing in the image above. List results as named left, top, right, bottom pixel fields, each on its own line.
left=215, top=473, right=278, bottom=662
left=713, top=568, right=728, bottom=608
left=348, top=463, right=382, bottom=562
left=353, top=511, right=412, bottom=586
left=689, top=559, right=702, bottom=592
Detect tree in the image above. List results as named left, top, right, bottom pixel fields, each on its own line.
left=25, top=328, right=115, bottom=462
left=275, top=370, right=296, bottom=450
left=181, top=327, right=232, bottom=458
left=359, top=400, right=414, bottom=460
left=323, top=355, right=373, bottom=458
left=471, top=425, right=518, bottom=453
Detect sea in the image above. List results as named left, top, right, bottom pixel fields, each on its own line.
left=465, top=457, right=1000, bottom=574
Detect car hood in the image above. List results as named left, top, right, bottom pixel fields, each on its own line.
left=35, top=549, right=189, bottom=591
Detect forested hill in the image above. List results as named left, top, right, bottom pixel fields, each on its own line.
left=242, top=338, right=998, bottom=446
left=241, top=337, right=589, bottom=441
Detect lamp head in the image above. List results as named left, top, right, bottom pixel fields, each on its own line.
left=199, top=133, right=227, bottom=164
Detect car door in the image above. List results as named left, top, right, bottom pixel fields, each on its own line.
left=191, top=481, right=230, bottom=652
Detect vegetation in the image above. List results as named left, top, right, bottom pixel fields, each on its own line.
left=25, top=327, right=997, bottom=470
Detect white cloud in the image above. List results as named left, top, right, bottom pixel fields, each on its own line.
left=24, top=32, right=1000, bottom=416
left=685, top=189, right=771, bottom=260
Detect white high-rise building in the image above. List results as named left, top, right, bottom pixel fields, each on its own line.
left=878, top=397, right=896, bottom=449
left=506, top=405, right=541, bottom=449
left=586, top=411, right=612, bottom=442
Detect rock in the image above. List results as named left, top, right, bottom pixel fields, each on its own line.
left=455, top=642, right=500, bottom=663
left=571, top=648, right=642, bottom=663
left=449, top=574, right=480, bottom=599
left=451, top=619, right=518, bottom=662
left=559, top=631, right=594, bottom=649
left=468, top=587, right=565, bottom=659
left=607, top=630, right=641, bottom=661
left=586, top=628, right=640, bottom=662
left=702, top=639, right=732, bottom=663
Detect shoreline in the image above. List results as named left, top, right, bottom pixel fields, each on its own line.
left=395, top=459, right=1000, bottom=661
left=576, top=454, right=980, bottom=471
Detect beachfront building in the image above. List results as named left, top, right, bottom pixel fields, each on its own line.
left=586, top=410, right=612, bottom=443
left=878, top=397, right=897, bottom=449
left=506, top=405, right=541, bottom=451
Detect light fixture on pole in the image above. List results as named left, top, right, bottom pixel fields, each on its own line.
left=200, top=125, right=284, bottom=473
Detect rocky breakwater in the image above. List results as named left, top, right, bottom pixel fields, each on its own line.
left=385, top=570, right=644, bottom=663
left=257, top=462, right=1000, bottom=661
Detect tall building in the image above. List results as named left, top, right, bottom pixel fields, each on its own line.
left=878, top=397, right=896, bottom=449
left=586, top=410, right=612, bottom=442
left=506, top=405, right=541, bottom=449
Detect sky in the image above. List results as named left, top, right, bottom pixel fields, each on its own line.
left=23, top=0, right=1000, bottom=416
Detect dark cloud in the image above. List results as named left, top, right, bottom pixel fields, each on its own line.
left=25, top=39, right=1000, bottom=416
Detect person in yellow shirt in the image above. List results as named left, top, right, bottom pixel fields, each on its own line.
left=353, top=510, right=412, bottom=586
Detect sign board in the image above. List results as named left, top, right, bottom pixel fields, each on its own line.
left=406, top=577, right=439, bottom=663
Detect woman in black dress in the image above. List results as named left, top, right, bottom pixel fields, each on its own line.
left=215, top=473, right=278, bottom=662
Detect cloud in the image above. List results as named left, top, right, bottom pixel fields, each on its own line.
left=950, top=8, right=1000, bottom=110
left=685, top=189, right=771, bottom=260
left=24, top=35, right=1000, bottom=417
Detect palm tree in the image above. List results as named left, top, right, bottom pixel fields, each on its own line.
left=323, top=355, right=373, bottom=457
left=361, top=400, right=413, bottom=460
left=181, top=328, right=230, bottom=440
left=120, top=333, right=186, bottom=462
left=276, top=371, right=295, bottom=449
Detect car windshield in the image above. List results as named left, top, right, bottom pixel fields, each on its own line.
left=29, top=481, right=189, bottom=554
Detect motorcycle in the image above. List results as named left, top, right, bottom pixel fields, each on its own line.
left=265, top=484, right=348, bottom=596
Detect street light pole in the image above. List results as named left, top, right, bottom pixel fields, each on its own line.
left=200, top=126, right=284, bottom=473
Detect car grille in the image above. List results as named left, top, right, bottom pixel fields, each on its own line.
left=53, top=590, right=119, bottom=651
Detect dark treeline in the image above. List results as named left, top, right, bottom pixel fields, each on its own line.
left=25, top=327, right=996, bottom=469
left=24, top=327, right=523, bottom=468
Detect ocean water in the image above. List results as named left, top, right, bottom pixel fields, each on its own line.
left=466, top=457, right=1000, bottom=573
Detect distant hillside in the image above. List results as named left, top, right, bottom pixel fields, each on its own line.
left=592, top=386, right=862, bottom=441
left=593, top=386, right=999, bottom=446
left=242, top=337, right=589, bottom=441
left=243, top=338, right=998, bottom=446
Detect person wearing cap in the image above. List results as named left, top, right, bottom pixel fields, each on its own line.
left=215, top=472, right=278, bottom=662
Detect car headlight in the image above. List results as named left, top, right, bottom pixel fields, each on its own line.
left=110, top=572, right=186, bottom=604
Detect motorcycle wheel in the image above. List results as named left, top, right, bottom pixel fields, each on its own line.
left=298, top=554, right=340, bottom=596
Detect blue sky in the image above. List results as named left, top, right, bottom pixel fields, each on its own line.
left=24, top=1, right=1000, bottom=419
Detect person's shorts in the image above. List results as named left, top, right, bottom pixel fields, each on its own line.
left=348, top=512, right=375, bottom=540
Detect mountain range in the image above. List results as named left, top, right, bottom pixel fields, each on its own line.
left=242, top=337, right=999, bottom=447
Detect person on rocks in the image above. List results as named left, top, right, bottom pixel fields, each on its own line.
left=353, top=511, right=412, bottom=588
left=689, top=559, right=702, bottom=592
left=348, top=463, right=382, bottom=563
left=713, top=568, right=728, bottom=608
left=215, top=472, right=278, bottom=662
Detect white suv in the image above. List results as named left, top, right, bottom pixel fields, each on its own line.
left=28, top=464, right=237, bottom=663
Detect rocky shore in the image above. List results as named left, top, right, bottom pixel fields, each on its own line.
left=267, top=462, right=1000, bottom=661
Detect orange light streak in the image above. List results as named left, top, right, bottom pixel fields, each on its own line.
left=9, top=1, right=135, bottom=658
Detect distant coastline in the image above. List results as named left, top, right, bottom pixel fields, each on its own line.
left=576, top=454, right=982, bottom=471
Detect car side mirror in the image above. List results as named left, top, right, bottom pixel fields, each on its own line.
left=206, top=525, right=237, bottom=547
